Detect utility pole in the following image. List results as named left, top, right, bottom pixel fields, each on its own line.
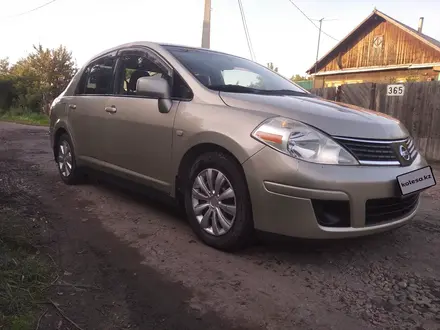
left=314, top=18, right=323, bottom=79
left=201, top=0, right=212, bottom=48
left=312, top=17, right=337, bottom=87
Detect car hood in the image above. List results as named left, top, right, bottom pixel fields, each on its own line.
left=219, top=92, right=409, bottom=140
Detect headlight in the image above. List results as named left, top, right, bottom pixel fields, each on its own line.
left=251, top=117, right=359, bottom=165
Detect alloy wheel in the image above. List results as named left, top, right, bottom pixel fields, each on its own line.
left=191, top=168, right=236, bottom=236
left=57, top=140, right=73, bottom=177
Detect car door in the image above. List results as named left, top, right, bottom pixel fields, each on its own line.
left=67, top=52, right=117, bottom=162
left=101, top=47, right=179, bottom=193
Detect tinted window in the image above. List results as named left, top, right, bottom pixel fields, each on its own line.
left=77, top=55, right=115, bottom=95
left=164, top=45, right=305, bottom=93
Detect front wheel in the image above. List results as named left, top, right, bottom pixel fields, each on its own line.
left=55, top=133, right=82, bottom=185
left=184, top=152, right=254, bottom=251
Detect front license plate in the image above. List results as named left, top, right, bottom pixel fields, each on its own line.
left=397, top=166, right=436, bottom=195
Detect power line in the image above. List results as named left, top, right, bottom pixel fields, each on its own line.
left=237, top=0, right=256, bottom=61
left=238, top=0, right=256, bottom=61
left=2, top=0, right=59, bottom=19
left=286, top=0, right=339, bottom=42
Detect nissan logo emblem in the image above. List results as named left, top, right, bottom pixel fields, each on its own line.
left=399, top=145, right=410, bottom=161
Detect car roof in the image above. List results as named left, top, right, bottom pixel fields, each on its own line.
left=158, top=42, right=244, bottom=57
left=86, top=41, right=250, bottom=65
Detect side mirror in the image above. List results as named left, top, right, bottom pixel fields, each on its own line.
left=136, top=76, right=172, bottom=113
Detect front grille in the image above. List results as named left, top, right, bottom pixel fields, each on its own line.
left=336, top=139, right=396, bottom=162
left=365, top=193, right=419, bottom=225
left=334, top=137, right=418, bottom=166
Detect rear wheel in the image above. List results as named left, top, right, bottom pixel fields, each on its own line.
left=184, top=152, right=254, bottom=251
left=56, top=133, right=82, bottom=185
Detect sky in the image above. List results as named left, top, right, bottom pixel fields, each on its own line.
left=1, top=0, right=440, bottom=78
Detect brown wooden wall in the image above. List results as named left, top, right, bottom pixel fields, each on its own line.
left=313, top=68, right=438, bottom=88
left=320, top=19, right=440, bottom=72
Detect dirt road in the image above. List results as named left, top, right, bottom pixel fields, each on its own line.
left=1, top=121, right=440, bottom=330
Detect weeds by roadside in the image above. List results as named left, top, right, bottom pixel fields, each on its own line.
left=0, top=157, right=95, bottom=330
left=0, top=206, right=54, bottom=330
left=0, top=108, right=49, bottom=126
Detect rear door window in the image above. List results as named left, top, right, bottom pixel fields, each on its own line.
left=76, top=54, right=116, bottom=95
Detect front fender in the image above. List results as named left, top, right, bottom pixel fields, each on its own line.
left=168, top=101, right=271, bottom=196
left=185, top=130, right=264, bottom=163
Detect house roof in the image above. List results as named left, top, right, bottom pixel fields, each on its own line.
left=306, top=9, right=440, bottom=74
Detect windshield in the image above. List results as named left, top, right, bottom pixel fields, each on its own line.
left=163, top=45, right=308, bottom=95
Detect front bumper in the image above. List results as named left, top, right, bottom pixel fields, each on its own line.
left=242, top=146, right=428, bottom=239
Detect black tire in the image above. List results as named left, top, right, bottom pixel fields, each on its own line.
left=184, top=151, right=254, bottom=251
left=55, top=133, right=82, bottom=185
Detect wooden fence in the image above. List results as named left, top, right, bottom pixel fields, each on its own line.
left=311, top=81, right=440, bottom=162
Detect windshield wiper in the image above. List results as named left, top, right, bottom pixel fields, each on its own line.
left=208, top=85, right=262, bottom=94
left=208, top=85, right=315, bottom=97
left=263, top=89, right=316, bottom=97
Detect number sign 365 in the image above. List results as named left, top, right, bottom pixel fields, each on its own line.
left=387, top=84, right=405, bottom=96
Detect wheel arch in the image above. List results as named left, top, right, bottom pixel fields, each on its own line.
left=175, top=143, right=238, bottom=193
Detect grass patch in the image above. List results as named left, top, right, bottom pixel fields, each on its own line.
left=0, top=110, right=49, bottom=126
left=0, top=208, right=54, bottom=329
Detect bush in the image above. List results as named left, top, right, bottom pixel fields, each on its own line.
left=0, top=78, right=16, bottom=109
left=0, top=74, right=43, bottom=113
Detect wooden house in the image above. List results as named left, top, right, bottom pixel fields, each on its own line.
left=307, top=9, right=440, bottom=88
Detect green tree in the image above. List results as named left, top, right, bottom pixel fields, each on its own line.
left=11, top=44, right=77, bottom=113
left=8, top=65, right=41, bottom=112
left=248, top=76, right=264, bottom=89
left=0, top=58, right=15, bottom=110
left=290, top=74, right=311, bottom=82
left=267, top=62, right=278, bottom=72
left=0, top=58, right=10, bottom=75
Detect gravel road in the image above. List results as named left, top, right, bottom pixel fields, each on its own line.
left=1, top=121, right=440, bottom=330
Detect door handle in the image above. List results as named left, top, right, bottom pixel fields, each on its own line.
left=68, top=104, right=76, bottom=109
left=105, top=106, right=117, bottom=114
